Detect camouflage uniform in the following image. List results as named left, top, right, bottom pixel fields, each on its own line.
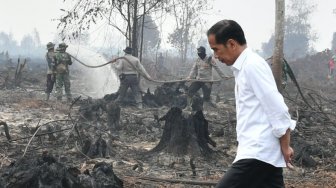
left=45, top=42, right=56, bottom=100
left=55, top=43, right=73, bottom=102
left=113, top=47, right=152, bottom=108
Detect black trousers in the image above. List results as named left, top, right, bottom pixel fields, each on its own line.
left=216, top=159, right=284, bottom=188
left=187, top=81, right=212, bottom=101
left=116, top=74, right=142, bottom=104
left=46, top=74, right=55, bottom=94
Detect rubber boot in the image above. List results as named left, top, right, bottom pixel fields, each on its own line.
left=136, top=102, right=143, bottom=109
left=45, top=93, right=50, bottom=101
left=184, top=96, right=192, bottom=111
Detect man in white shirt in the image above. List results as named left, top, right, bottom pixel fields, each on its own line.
left=207, top=20, right=296, bottom=188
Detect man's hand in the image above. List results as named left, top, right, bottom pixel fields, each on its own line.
left=280, top=129, right=295, bottom=170
left=281, top=146, right=294, bottom=168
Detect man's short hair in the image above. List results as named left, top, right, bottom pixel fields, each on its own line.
left=207, top=20, right=247, bottom=46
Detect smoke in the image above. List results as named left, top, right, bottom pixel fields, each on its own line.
left=66, top=44, right=120, bottom=98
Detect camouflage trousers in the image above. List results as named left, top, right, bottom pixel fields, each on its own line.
left=55, top=72, right=71, bottom=101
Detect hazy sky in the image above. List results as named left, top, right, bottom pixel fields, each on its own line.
left=0, top=0, right=335, bottom=51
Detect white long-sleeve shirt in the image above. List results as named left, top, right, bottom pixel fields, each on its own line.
left=231, top=48, right=296, bottom=167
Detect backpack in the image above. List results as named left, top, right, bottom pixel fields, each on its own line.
left=55, top=52, right=70, bottom=73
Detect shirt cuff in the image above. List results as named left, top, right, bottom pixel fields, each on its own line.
left=271, top=119, right=296, bottom=138
left=289, top=119, right=296, bottom=131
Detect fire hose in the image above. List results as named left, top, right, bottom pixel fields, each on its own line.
left=69, top=54, right=233, bottom=83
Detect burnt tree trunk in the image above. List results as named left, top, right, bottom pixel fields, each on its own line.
left=150, top=107, right=215, bottom=157
left=82, top=136, right=108, bottom=158
left=106, top=101, right=121, bottom=131
left=273, top=0, right=285, bottom=92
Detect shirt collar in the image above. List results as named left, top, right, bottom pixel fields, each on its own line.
left=231, top=48, right=250, bottom=72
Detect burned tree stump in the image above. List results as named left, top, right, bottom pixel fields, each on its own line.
left=0, top=121, right=11, bottom=141
left=82, top=136, right=108, bottom=158
left=90, top=162, right=123, bottom=188
left=106, top=101, right=121, bottom=131
left=78, top=98, right=121, bottom=132
left=14, top=58, right=26, bottom=87
left=78, top=98, right=104, bottom=121
left=150, top=107, right=216, bottom=157
left=143, top=88, right=160, bottom=107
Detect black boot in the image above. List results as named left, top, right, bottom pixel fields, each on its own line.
left=45, top=93, right=50, bottom=101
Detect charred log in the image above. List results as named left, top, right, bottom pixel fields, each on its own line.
left=78, top=98, right=104, bottom=121
left=0, top=153, right=122, bottom=188
left=143, top=88, right=160, bottom=107
left=2, top=152, right=80, bottom=188
left=82, top=136, right=108, bottom=158
left=90, top=162, right=123, bottom=188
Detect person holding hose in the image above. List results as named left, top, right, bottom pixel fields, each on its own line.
left=185, top=46, right=228, bottom=110
left=113, top=47, right=152, bottom=109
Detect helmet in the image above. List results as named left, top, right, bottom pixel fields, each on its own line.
left=58, top=42, right=68, bottom=49
left=46, top=42, right=55, bottom=50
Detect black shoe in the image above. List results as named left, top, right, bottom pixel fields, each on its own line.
left=45, top=93, right=50, bottom=101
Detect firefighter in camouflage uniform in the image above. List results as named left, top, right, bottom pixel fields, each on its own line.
left=55, top=43, right=73, bottom=102
left=45, top=42, right=56, bottom=101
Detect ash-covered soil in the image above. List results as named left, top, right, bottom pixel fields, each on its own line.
left=0, top=55, right=335, bottom=188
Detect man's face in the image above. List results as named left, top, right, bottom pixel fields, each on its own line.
left=208, top=34, right=236, bottom=66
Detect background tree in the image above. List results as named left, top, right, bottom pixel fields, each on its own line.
left=331, top=32, right=336, bottom=51
left=0, top=32, right=18, bottom=54
left=20, top=34, right=35, bottom=56
left=137, top=15, right=160, bottom=58
left=261, top=0, right=317, bottom=59
left=72, top=31, right=91, bottom=45
left=58, top=0, right=167, bottom=57
left=58, top=0, right=210, bottom=60
left=272, top=0, right=285, bottom=91
left=284, top=0, right=317, bottom=58
left=32, top=28, right=42, bottom=48
left=167, top=0, right=210, bottom=64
